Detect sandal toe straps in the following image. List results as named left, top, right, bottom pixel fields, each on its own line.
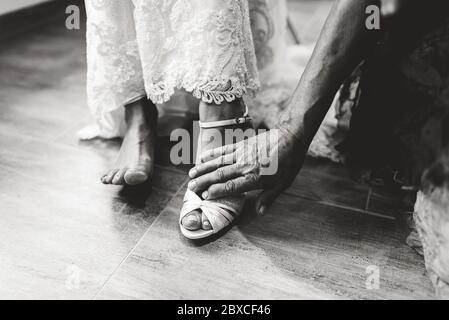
left=180, top=189, right=243, bottom=232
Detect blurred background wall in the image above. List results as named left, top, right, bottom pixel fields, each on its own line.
left=0, top=0, right=51, bottom=15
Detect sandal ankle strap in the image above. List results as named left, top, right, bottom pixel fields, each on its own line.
left=199, top=101, right=251, bottom=129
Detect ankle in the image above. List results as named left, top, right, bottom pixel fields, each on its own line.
left=199, top=99, right=245, bottom=122
left=125, top=99, right=158, bottom=128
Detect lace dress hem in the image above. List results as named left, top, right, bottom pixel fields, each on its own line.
left=146, top=76, right=260, bottom=105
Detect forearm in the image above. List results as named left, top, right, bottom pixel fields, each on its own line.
left=277, top=0, right=380, bottom=146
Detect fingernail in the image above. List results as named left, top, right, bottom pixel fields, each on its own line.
left=188, top=180, right=197, bottom=191
left=202, top=191, right=208, bottom=199
left=258, top=205, right=266, bottom=216
left=189, top=168, right=197, bottom=178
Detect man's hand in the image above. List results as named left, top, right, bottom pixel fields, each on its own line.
left=187, top=129, right=307, bottom=215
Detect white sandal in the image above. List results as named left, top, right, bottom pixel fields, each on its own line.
left=179, top=107, right=252, bottom=240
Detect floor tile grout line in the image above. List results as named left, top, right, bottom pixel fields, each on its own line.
left=318, top=201, right=396, bottom=221
left=365, top=188, right=372, bottom=212
left=282, top=190, right=396, bottom=221
left=91, top=178, right=189, bottom=300
left=0, top=159, right=184, bottom=294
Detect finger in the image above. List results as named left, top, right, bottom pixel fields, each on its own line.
left=255, top=186, right=284, bottom=216
left=188, top=164, right=242, bottom=192
left=204, top=173, right=262, bottom=199
left=189, top=153, right=236, bottom=179
left=200, top=142, right=240, bottom=163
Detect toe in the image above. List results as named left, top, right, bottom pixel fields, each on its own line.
left=201, top=212, right=212, bottom=230
left=103, top=169, right=118, bottom=184
left=182, top=210, right=202, bottom=231
left=112, top=168, right=126, bottom=185
left=124, top=169, right=148, bottom=185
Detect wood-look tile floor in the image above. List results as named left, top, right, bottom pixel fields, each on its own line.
left=0, top=0, right=434, bottom=299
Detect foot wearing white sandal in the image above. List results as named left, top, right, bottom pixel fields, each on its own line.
left=101, top=98, right=157, bottom=186
left=180, top=99, right=250, bottom=239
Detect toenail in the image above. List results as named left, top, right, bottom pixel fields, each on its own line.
left=185, top=214, right=198, bottom=224
left=202, top=191, right=208, bottom=199
left=203, top=220, right=210, bottom=227
left=188, top=180, right=197, bottom=191
left=189, top=168, right=197, bottom=178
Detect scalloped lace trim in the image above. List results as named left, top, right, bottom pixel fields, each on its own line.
left=146, top=77, right=260, bottom=105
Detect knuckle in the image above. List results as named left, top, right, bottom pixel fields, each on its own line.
left=215, top=168, right=225, bottom=181
left=245, top=172, right=259, bottom=183
left=224, top=180, right=236, bottom=193
left=245, top=160, right=260, bottom=175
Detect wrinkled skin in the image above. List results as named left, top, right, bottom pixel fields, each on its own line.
left=188, top=128, right=307, bottom=215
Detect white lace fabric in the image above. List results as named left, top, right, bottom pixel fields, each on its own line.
left=85, top=0, right=259, bottom=118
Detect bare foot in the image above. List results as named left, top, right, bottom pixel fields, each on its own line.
left=101, top=98, right=157, bottom=186
left=182, top=98, right=247, bottom=231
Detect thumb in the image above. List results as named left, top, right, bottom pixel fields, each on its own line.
left=255, top=186, right=283, bottom=216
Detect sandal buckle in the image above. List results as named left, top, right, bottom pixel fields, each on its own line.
left=235, top=116, right=249, bottom=125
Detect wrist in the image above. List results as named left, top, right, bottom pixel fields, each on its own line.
left=275, top=125, right=308, bottom=153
